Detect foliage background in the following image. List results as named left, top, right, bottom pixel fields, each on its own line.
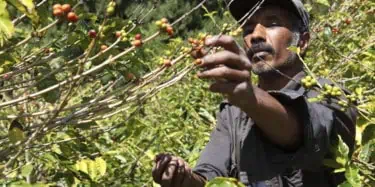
left=0, top=0, right=374, bottom=186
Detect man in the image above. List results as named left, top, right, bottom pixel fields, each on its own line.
left=152, top=0, right=357, bottom=186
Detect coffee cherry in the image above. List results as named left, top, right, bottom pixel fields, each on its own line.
left=332, top=27, right=339, bottom=34
left=115, top=31, right=122, bottom=38
left=135, top=34, right=142, bottom=40
left=100, top=45, right=108, bottom=51
left=61, top=4, right=71, bottom=13
left=345, top=18, right=351, bottom=25
left=3, top=74, right=10, bottom=80
left=67, top=12, right=78, bottom=22
left=88, top=30, right=97, bottom=38
left=132, top=40, right=142, bottom=47
left=194, top=58, right=203, bottom=65
left=166, top=26, right=173, bottom=35
left=163, top=59, right=172, bottom=67
left=53, top=8, right=63, bottom=17
left=161, top=23, right=168, bottom=29
left=126, top=73, right=135, bottom=80
left=106, top=6, right=115, bottom=15
left=324, top=84, right=333, bottom=92
left=161, top=18, right=168, bottom=24
left=301, top=76, right=317, bottom=89
left=53, top=4, right=62, bottom=10
left=155, top=20, right=162, bottom=27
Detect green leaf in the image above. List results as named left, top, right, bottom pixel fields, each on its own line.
left=287, top=46, right=300, bottom=54
left=8, top=119, right=25, bottom=144
left=0, top=0, right=14, bottom=47
left=345, top=164, right=361, bottom=187
left=362, top=124, right=375, bottom=145
left=21, top=163, right=33, bottom=177
left=338, top=181, right=352, bottom=187
left=316, top=0, right=330, bottom=7
left=6, top=0, right=39, bottom=26
left=95, top=157, right=107, bottom=177
left=76, top=158, right=106, bottom=182
left=359, top=139, right=375, bottom=163
left=205, top=177, right=245, bottom=187
left=36, top=67, right=60, bottom=103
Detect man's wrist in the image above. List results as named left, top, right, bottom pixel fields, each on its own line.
left=237, top=83, right=258, bottom=115
left=189, top=172, right=207, bottom=187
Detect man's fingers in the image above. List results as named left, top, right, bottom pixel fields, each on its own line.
left=152, top=154, right=172, bottom=184
left=154, top=153, right=166, bottom=162
left=171, top=159, right=186, bottom=187
left=191, top=48, right=208, bottom=59
left=200, top=50, right=251, bottom=70
left=161, top=159, right=179, bottom=187
left=197, top=66, right=250, bottom=82
left=181, top=165, right=193, bottom=186
left=205, top=35, right=241, bottom=54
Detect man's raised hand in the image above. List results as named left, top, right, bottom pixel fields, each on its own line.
left=197, top=35, right=255, bottom=110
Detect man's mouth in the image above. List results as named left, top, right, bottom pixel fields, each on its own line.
left=251, top=51, right=271, bottom=63
left=247, top=44, right=275, bottom=63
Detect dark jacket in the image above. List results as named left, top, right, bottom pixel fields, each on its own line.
left=193, top=72, right=357, bottom=187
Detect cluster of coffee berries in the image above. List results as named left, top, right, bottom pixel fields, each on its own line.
left=332, top=27, right=339, bottom=34
left=106, top=1, right=116, bottom=16
left=322, top=84, right=342, bottom=97
left=301, top=76, right=317, bottom=88
left=318, top=68, right=330, bottom=77
left=346, top=93, right=358, bottom=103
left=338, top=100, right=349, bottom=108
left=155, top=18, right=174, bottom=36
left=229, top=28, right=243, bottom=37
left=131, top=34, right=143, bottom=47
left=178, top=46, right=191, bottom=56
left=53, top=3, right=78, bottom=23
left=115, top=30, right=129, bottom=42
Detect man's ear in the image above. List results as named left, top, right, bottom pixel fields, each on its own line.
left=298, top=32, right=310, bottom=54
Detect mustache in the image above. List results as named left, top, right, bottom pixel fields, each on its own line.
left=246, top=43, right=275, bottom=58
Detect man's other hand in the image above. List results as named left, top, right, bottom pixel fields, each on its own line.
left=152, top=153, right=206, bottom=187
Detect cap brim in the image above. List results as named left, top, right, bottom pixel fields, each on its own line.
left=229, top=0, right=300, bottom=21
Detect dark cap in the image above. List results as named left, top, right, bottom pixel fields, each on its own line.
left=228, top=0, right=310, bottom=32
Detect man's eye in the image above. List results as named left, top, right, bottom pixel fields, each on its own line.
left=243, top=27, right=254, bottom=34
left=269, top=22, right=279, bottom=27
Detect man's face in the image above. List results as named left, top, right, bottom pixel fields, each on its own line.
left=242, top=5, right=301, bottom=76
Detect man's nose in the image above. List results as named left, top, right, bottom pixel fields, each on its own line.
left=250, top=24, right=267, bottom=44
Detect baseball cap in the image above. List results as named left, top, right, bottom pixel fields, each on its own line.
left=228, top=0, right=310, bottom=32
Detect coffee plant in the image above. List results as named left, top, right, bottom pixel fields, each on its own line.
left=0, top=0, right=373, bottom=186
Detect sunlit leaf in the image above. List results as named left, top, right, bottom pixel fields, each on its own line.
left=345, top=164, right=361, bottom=187
left=95, top=157, right=107, bottom=177
left=6, top=0, right=39, bottom=26
left=0, top=0, right=14, bottom=47
left=21, top=163, right=33, bottom=177
left=316, top=0, right=330, bottom=7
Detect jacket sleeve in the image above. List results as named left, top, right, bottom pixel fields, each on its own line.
left=263, top=87, right=357, bottom=170
left=192, top=103, right=232, bottom=181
